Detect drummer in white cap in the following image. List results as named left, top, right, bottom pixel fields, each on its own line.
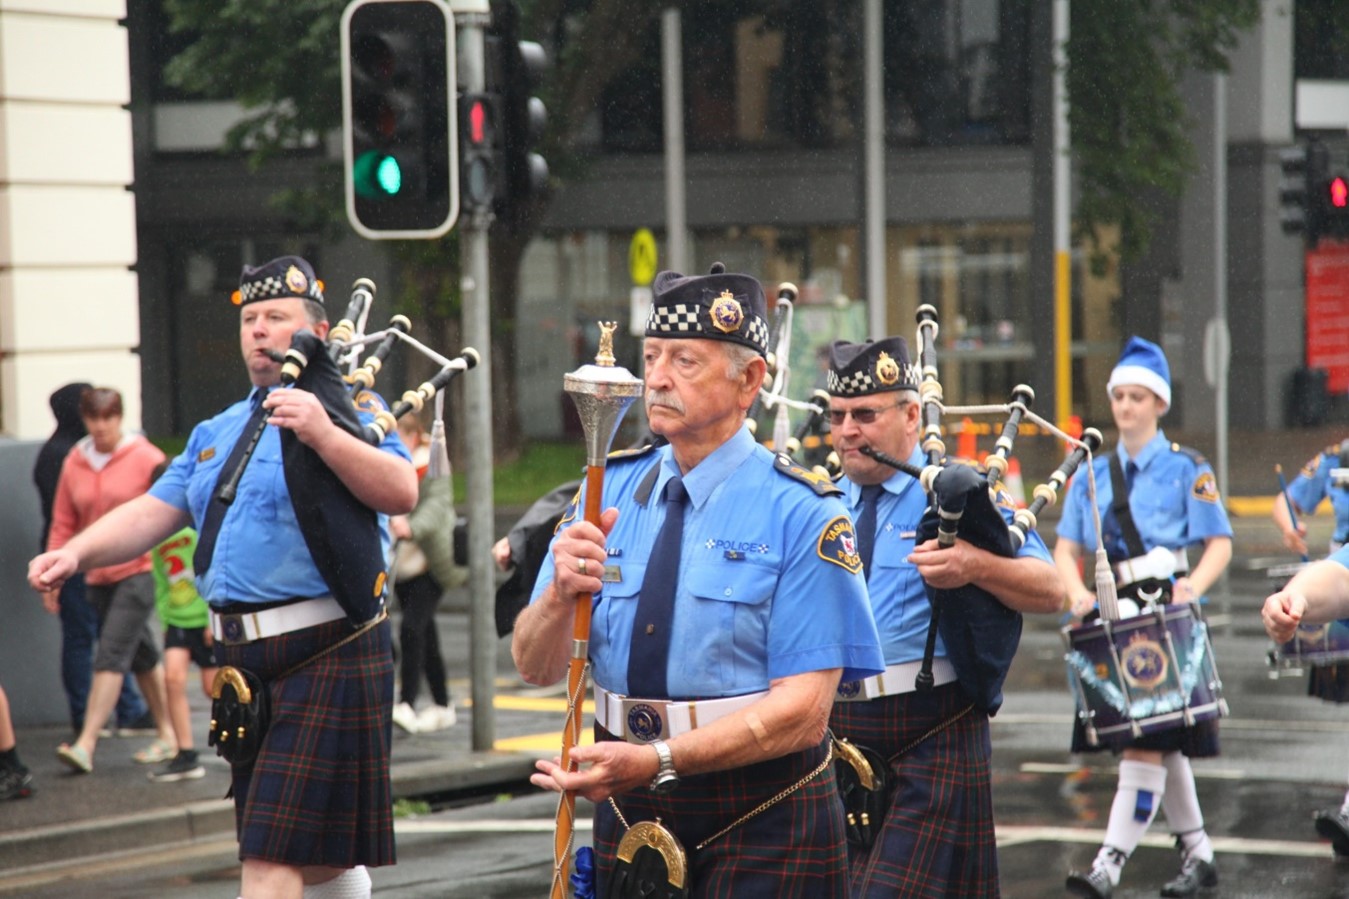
left=1054, top=336, right=1234, bottom=899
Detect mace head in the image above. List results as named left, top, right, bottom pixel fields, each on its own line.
left=564, top=322, right=643, bottom=467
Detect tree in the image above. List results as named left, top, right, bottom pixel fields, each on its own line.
left=1066, top=0, right=1262, bottom=272
left=157, top=0, right=1262, bottom=439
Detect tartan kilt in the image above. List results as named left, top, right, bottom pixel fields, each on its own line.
left=829, top=681, right=997, bottom=899
left=214, top=614, right=395, bottom=868
left=593, top=730, right=847, bottom=898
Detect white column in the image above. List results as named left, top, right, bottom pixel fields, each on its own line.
left=0, top=0, right=141, bottom=438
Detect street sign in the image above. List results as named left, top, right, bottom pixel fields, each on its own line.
left=629, top=228, right=657, bottom=286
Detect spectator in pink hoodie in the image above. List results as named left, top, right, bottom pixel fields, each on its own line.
left=45, top=387, right=175, bottom=774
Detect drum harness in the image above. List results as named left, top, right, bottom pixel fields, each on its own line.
left=1107, top=454, right=1183, bottom=607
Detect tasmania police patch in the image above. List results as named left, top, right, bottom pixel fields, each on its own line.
left=1191, top=471, right=1219, bottom=503
left=818, top=515, right=863, bottom=574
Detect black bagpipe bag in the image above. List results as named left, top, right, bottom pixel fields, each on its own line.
left=915, top=462, right=1022, bottom=716
left=280, top=330, right=387, bottom=625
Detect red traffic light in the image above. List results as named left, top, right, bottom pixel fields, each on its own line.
left=1332, top=176, right=1348, bottom=210
left=469, top=98, right=489, bottom=146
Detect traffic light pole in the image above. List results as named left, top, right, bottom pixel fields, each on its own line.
left=453, top=0, right=496, bottom=753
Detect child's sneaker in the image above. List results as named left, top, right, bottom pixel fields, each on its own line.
left=148, top=749, right=205, bottom=783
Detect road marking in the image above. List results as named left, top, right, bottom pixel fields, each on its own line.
left=1019, top=761, right=1247, bottom=779
left=994, top=713, right=1349, bottom=734
left=996, top=824, right=1334, bottom=858
left=496, top=730, right=595, bottom=752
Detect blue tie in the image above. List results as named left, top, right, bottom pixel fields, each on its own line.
left=1125, top=460, right=1138, bottom=492
left=857, top=484, right=883, bottom=579
left=628, top=477, right=687, bottom=698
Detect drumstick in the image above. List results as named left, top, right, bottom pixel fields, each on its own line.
left=1276, top=464, right=1309, bottom=563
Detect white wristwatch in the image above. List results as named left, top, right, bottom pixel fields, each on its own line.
left=649, top=739, right=679, bottom=793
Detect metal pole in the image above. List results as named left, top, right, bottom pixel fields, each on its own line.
left=662, top=8, right=687, bottom=273
left=1052, top=0, right=1072, bottom=427
left=455, top=0, right=496, bottom=752
left=1212, top=71, right=1231, bottom=601
left=864, top=0, right=885, bottom=338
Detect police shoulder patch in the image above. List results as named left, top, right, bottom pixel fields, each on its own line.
left=773, top=453, right=842, bottom=496
left=817, top=515, right=862, bottom=574
left=1191, top=471, right=1220, bottom=503
left=352, top=389, right=388, bottom=414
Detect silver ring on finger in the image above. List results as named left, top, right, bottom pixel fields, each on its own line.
left=578, top=557, right=587, bottom=575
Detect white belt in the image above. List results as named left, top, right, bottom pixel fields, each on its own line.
left=210, top=597, right=346, bottom=645
left=835, top=658, right=958, bottom=702
left=594, top=685, right=768, bottom=744
left=1114, top=546, right=1188, bottom=587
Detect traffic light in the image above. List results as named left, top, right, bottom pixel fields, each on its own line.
left=1322, top=173, right=1349, bottom=240
left=341, top=0, right=458, bottom=239
left=458, top=93, right=499, bottom=216
left=490, top=1, right=550, bottom=227
left=1278, top=139, right=1329, bottom=245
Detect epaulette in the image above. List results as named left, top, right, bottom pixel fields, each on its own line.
left=1169, top=443, right=1208, bottom=466
left=607, top=443, right=657, bottom=462
left=773, top=452, right=842, bottom=496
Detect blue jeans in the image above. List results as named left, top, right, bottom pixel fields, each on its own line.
left=58, top=574, right=148, bottom=731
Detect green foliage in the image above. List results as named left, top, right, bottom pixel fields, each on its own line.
left=1068, top=0, right=1261, bottom=272
left=162, top=0, right=345, bottom=164
left=457, top=441, right=585, bottom=506
left=392, top=797, right=431, bottom=818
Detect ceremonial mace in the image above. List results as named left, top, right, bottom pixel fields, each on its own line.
left=552, top=322, right=643, bottom=899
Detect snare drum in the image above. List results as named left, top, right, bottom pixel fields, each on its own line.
left=1064, top=603, right=1227, bottom=750
left=1267, top=619, right=1349, bottom=703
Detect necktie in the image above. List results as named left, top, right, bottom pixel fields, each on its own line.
left=194, top=389, right=268, bottom=576
left=1125, top=460, right=1138, bottom=493
left=857, top=484, right=883, bottom=579
left=627, top=477, right=688, bottom=698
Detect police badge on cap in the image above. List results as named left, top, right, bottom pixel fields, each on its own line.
left=645, top=262, right=770, bottom=357
left=826, top=337, right=919, bottom=397
left=232, top=255, right=326, bottom=307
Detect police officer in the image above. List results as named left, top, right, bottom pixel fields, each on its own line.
left=29, top=256, right=417, bottom=899
left=1056, top=336, right=1233, bottom=899
left=825, top=337, right=1063, bottom=897
left=1273, top=441, right=1349, bottom=557
left=1262, top=549, right=1349, bottom=858
left=513, top=263, right=885, bottom=897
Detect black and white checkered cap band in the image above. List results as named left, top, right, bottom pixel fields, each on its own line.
left=646, top=303, right=770, bottom=355
left=239, top=275, right=323, bottom=304
left=827, top=363, right=920, bottom=397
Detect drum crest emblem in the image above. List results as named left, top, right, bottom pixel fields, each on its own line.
left=837, top=679, right=862, bottom=699
left=1120, top=635, right=1169, bottom=689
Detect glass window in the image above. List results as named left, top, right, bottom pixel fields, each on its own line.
left=1295, top=0, right=1349, bottom=81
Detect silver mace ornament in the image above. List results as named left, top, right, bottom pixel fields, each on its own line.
left=551, top=321, right=643, bottom=899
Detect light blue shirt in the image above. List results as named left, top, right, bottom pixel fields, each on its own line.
left=1057, top=430, right=1233, bottom=562
left=1287, top=442, right=1349, bottom=546
left=150, top=385, right=410, bottom=606
left=531, top=425, right=884, bottom=699
left=838, top=444, right=1053, bottom=666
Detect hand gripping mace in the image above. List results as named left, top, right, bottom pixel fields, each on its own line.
left=553, top=322, right=643, bottom=899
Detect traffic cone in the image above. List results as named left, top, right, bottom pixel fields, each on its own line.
left=958, top=417, right=977, bottom=460
left=1004, top=457, right=1027, bottom=508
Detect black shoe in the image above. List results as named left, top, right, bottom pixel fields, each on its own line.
left=1160, top=853, right=1217, bottom=897
left=1065, top=866, right=1113, bottom=898
left=1314, top=809, right=1349, bottom=857
left=0, top=767, right=35, bottom=801
left=147, top=750, right=205, bottom=783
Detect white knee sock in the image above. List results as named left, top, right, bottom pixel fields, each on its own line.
left=302, top=866, right=372, bottom=899
left=1160, top=752, right=1214, bottom=862
left=1095, top=759, right=1168, bottom=884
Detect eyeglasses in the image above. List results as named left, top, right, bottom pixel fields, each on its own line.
left=828, top=401, right=908, bottom=426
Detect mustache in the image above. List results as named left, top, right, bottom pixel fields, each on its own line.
left=645, top=390, right=685, bottom=414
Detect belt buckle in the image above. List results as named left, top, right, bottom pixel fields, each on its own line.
left=216, top=613, right=250, bottom=646
left=620, top=698, right=671, bottom=743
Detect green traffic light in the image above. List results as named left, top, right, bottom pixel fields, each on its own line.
left=376, top=155, right=402, bottom=195
left=352, top=149, right=403, bottom=200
